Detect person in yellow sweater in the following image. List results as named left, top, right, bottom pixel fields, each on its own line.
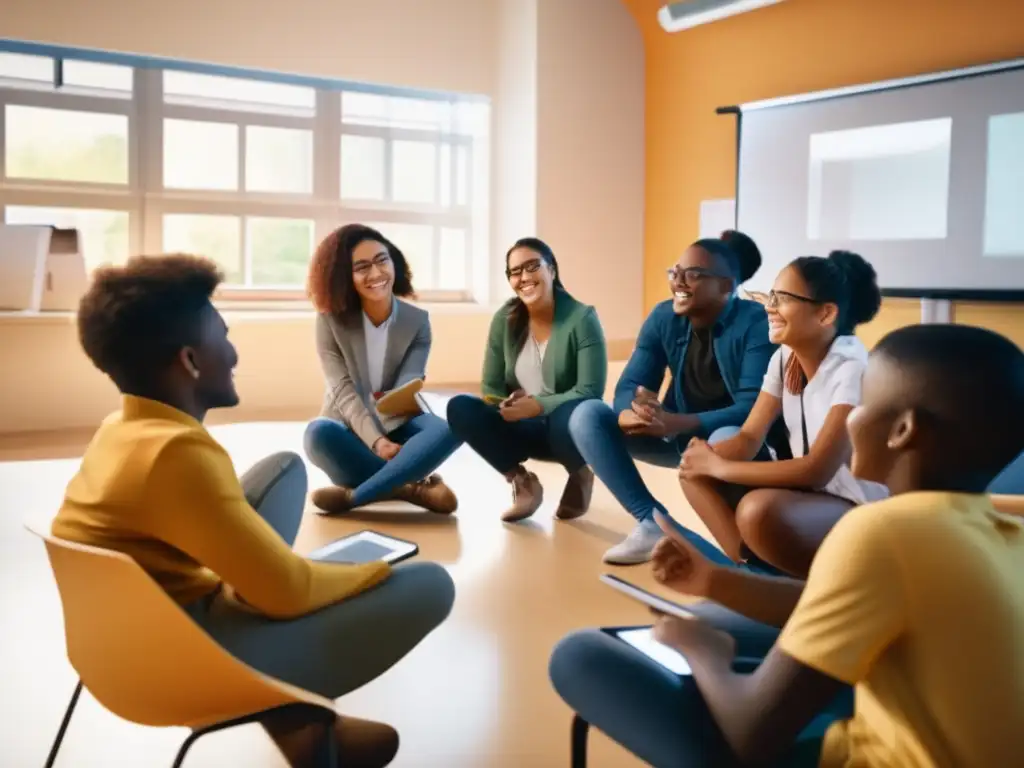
left=53, top=254, right=455, bottom=768
left=550, top=323, right=1024, bottom=767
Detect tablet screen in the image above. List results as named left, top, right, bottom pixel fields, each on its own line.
left=615, top=628, right=692, bottom=675
left=309, top=531, right=417, bottom=565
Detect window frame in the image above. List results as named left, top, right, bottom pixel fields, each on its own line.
left=0, top=41, right=490, bottom=304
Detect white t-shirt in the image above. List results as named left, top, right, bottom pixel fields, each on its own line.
left=514, top=336, right=549, bottom=397
left=762, top=336, right=888, bottom=505
left=362, top=308, right=393, bottom=394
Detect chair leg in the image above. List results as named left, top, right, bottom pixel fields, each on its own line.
left=44, top=679, right=83, bottom=768
left=571, top=714, right=589, bottom=768
left=169, top=730, right=202, bottom=768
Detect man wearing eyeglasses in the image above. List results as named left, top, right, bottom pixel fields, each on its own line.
left=567, top=232, right=777, bottom=565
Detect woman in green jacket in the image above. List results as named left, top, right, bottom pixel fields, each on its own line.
left=446, top=237, right=608, bottom=523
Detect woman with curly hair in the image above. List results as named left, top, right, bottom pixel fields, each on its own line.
left=304, top=224, right=461, bottom=515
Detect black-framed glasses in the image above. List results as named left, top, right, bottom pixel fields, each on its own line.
left=666, top=266, right=724, bottom=284
left=507, top=258, right=544, bottom=280
left=765, top=289, right=818, bottom=308
left=353, top=252, right=392, bottom=275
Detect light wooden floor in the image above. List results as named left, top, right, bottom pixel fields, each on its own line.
left=1, top=393, right=717, bottom=767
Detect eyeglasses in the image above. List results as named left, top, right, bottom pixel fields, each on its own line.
left=507, top=258, right=544, bottom=280
left=353, top=253, right=392, bottom=275
left=666, top=266, right=724, bottom=284
left=764, top=289, right=818, bottom=308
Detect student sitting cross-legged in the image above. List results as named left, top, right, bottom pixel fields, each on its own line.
left=678, top=251, right=886, bottom=577
left=304, top=224, right=462, bottom=516
left=53, top=255, right=456, bottom=768
left=446, top=238, right=608, bottom=522
left=566, top=231, right=776, bottom=565
left=550, top=323, right=1024, bottom=768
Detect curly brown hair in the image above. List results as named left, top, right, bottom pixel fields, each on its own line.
left=307, top=224, right=415, bottom=315
left=77, top=254, right=223, bottom=388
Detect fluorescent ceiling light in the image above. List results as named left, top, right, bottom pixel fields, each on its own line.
left=658, top=0, right=786, bottom=33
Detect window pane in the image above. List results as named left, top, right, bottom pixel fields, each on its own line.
left=392, top=140, right=437, bottom=204
left=163, top=214, right=242, bottom=283
left=245, top=126, right=312, bottom=194
left=5, top=206, right=130, bottom=271
left=341, top=92, right=451, bottom=131
left=456, top=146, right=470, bottom=205
left=63, top=60, right=133, bottom=93
left=5, top=105, right=128, bottom=184
left=340, top=134, right=385, bottom=200
left=439, top=144, right=452, bottom=206
left=164, top=119, right=239, bottom=191
left=438, top=228, right=467, bottom=290
left=248, top=217, right=314, bottom=286
left=0, top=52, right=53, bottom=82
left=164, top=71, right=315, bottom=114
left=366, top=222, right=434, bottom=288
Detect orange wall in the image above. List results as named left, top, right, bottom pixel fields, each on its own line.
left=624, top=0, right=1024, bottom=345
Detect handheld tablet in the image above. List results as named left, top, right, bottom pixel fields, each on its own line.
left=309, top=530, right=419, bottom=565
left=606, top=626, right=693, bottom=675
left=483, top=394, right=504, bottom=406
left=600, top=574, right=696, bottom=621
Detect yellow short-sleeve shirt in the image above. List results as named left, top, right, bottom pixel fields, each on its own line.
left=778, top=492, right=1024, bottom=767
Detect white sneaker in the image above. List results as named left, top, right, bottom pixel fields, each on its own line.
left=603, top=517, right=664, bottom=565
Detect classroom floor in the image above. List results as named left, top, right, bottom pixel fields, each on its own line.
left=0, top=392, right=713, bottom=767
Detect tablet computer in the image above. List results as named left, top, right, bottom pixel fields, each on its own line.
left=603, top=625, right=693, bottom=675
left=375, top=379, right=425, bottom=417
left=309, top=530, right=419, bottom=565
left=600, top=573, right=696, bottom=621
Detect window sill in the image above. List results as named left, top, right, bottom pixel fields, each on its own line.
left=0, top=298, right=500, bottom=325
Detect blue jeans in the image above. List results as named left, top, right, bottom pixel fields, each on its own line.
left=549, top=602, right=852, bottom=768
left=567, top=400, right=741, bottom=564
left=446, top=394, right=587, bottom=475
left=304, top=413, right=461, bottom=507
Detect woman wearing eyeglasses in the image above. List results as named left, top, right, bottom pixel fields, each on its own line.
left=446, top=237, right=608, bottom=523
left=678, top=250, right=886, bottom=577
left=304, top=224, right=462, bottom=516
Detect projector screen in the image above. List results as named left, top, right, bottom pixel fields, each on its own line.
left=735, top=61, right=1024, bottom=297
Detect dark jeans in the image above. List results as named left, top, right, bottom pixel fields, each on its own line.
left=445, top=394, right=588, bottom=475
left=549, top=602, right=853, bottom=768
left=186, top=452, right=455, bottom=699
left=304, top=413, right=461, bottom=506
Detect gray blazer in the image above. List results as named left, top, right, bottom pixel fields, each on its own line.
left=314, top=299, right=431, bottom=447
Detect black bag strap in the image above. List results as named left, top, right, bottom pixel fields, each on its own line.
left=780, top=351, right=810, bottom=458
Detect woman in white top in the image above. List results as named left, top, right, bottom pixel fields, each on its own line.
left=446, top=238, right=608, bottom=523
left=677, top=250, right=885, bottom=577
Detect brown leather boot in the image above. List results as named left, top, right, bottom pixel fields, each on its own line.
left=311, top=485, right=356, bottom=515
left=393, top=474, right=458, bottom=514
left=502, top=467, right=544, bottom=522
left=555, top=466, right=594, bottom=520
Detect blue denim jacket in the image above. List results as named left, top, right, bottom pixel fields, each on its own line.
left=613, top=297, right=775, bottom=436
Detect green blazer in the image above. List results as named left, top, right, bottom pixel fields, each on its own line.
left=481, top=291, right=608, bottom=414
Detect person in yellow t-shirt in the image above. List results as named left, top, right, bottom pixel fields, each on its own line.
left=52, top=254, right=455, bottom=768
left=551, top=323, right=1024, bottom=767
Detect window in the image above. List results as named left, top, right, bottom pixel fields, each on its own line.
left=163, top=119, right=239, bottom=190
left=0, top=41, right=490, bottom=299
left=4, top=205, right=130, bottom=270
left=5, top=105, right=129, bottom=184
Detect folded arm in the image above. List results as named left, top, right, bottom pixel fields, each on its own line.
left=536, top=307, right=608, bottom=413
left=149, top=435, right=390, bottom=619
